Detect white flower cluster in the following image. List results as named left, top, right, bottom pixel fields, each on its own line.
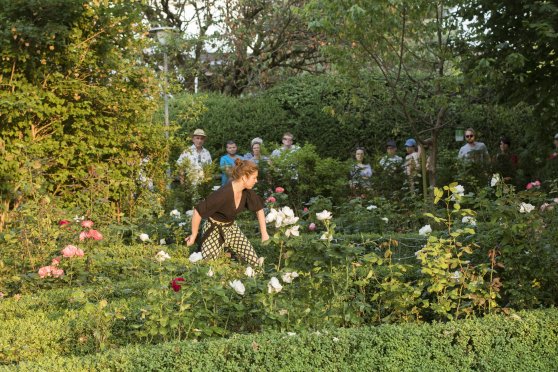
left=155, top=250, right=171, bottom=262
left=266, top=206, right=300, bottom=237
left=461, top=216, right=477, bottom=226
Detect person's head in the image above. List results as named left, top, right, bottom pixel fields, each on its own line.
left=554, top=133, right=558, bottom=148
left=499, top=136, right=511, bottom=152
left=386, top=140, right=397, bottom=156
left=355, top=147, right=366, bottom=162
left=404, top=138, right=417, bottom=154
left=231, top=158, right=259, bottom=189
left=464, top=128, right=476, bottom=144
left=282, top=132, right=294, bottom=149
left=251, top=137, right=263, bottom=156
left=192, top=128, right=207, bottom=149
left=226, top=140, right=237, bottom=156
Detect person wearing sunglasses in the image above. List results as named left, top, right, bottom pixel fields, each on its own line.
left=271, top=132, right=299, bottom=158
left=458, top=128, right=489, bottom=163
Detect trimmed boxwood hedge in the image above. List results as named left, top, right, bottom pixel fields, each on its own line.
left=4, top=308, right=557, bottom=371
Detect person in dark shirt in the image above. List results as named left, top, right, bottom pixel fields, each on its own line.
left=185, top=159, right=269, bottom=266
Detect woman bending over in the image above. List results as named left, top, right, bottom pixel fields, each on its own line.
left=185, top=159, right=269, bottom=266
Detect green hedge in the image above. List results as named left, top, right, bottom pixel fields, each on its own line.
left=5, top=308, right=557, bottom=371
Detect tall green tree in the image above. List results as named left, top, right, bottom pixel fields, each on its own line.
left=0, top=0, right=165, bottom=228
left=305, top=0, right=463, bottom=190
left=144, top=0, right=326, bottom=94
left=458, top=0, right=558, bottom=127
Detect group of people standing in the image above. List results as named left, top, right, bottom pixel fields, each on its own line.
left=350, top=138, right=422, bottom=192
left=176, top=129, right=299, bottom=187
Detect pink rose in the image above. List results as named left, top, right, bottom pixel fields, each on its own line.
left=81, top=220, right=94, bottom=228
left=79, top=231, right=88, bottom=241
left=534, top=180, right=541, bottom=187
left=275, top=187, right=285, bottom=193
left=51, top=267, right=64, bottom=278
left=309, top=222, right=316, bottom=231
left=51, top=256, right=62, bottom=266
left=76, top=248, right=85, bottom=257
left=266, top=196, right=277, bottom=203
left=87, top=229, right=103, bottom=241
left=526, top=182, right=533, bottom=190
left=61, top=245, right=78, bottom=258
left=303, top=207, right=309, bottom=212
left=38, top=266, right=52, bottom=278
left=58, top=220, right=70, bottom=227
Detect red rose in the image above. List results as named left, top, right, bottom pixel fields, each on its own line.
left=59, top=220, right=70, bottom=227
left=170, top=277, right=185, bottom=292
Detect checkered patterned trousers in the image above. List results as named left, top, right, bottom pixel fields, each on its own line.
left=200, top=218, right=259, bottom=266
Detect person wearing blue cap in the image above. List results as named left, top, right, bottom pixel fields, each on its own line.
left=404, top=138, right=420, bottom=177
left=404, top=138, right=420, bottom=193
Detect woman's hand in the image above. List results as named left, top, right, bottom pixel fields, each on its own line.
left=185, top=234, right=197, bottom=246
left=261, top=231, right=269, bottom=242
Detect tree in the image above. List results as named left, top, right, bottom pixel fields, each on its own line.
left=144, top=0, right=326, bottom=94
left=305, top=0, right=463, bottom=191
left=458, top=1, right=558, bottom=126
left=0, top=0, right=165, bottom=229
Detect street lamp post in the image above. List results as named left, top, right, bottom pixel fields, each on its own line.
left=149, top=27, right=177, bottom=140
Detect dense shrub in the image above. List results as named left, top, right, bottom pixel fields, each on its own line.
left=5, top=308, right=558, bottom=370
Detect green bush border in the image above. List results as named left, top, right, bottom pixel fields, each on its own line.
left=5, top=308, right=557, bottom=371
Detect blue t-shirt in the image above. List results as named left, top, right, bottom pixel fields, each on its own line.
left=220, top=154, right=241, bottom=185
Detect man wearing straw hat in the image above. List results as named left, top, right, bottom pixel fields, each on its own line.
left=177, top=128, right=212, bottom=185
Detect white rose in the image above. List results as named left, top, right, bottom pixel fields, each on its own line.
left=454, top=185, right=465, bottom=196
left=268, top=277, right=283, bottom=294
left=519, top=202, right=535, bottom=214
left=490, top=174, right=501, bottom=187
left=283, top=216, right=299, bottom=226
left=207, top=268, right=214, bottom=277
left=185, top=210, right=194, bottom=217
left=159, top=238, right=166, bottom=245
left=229, top=280, right=245, bottom=295
left=188, top=251, right=203, bottom=263
left=170, top=209, right=181, bottom=218
left=285, top=225, right=300, bottom=237
left=245, top=266, right=255, bottom=278
left=381, top=217, right=389, bottom=223
left=281, top=272, right=299, bottom=284
left=316, top=210, right=332, bottom=221
left=367, top=205, right=378, bottom=210
left=419, top=225, right=432, bottom=236
left=155, top=250, right=171, bottom=262
left=265, top=208, right=278, bottom=223
left=139, top=233, right=150, bottom=242
left=281, top=206, right=295, bottom=218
